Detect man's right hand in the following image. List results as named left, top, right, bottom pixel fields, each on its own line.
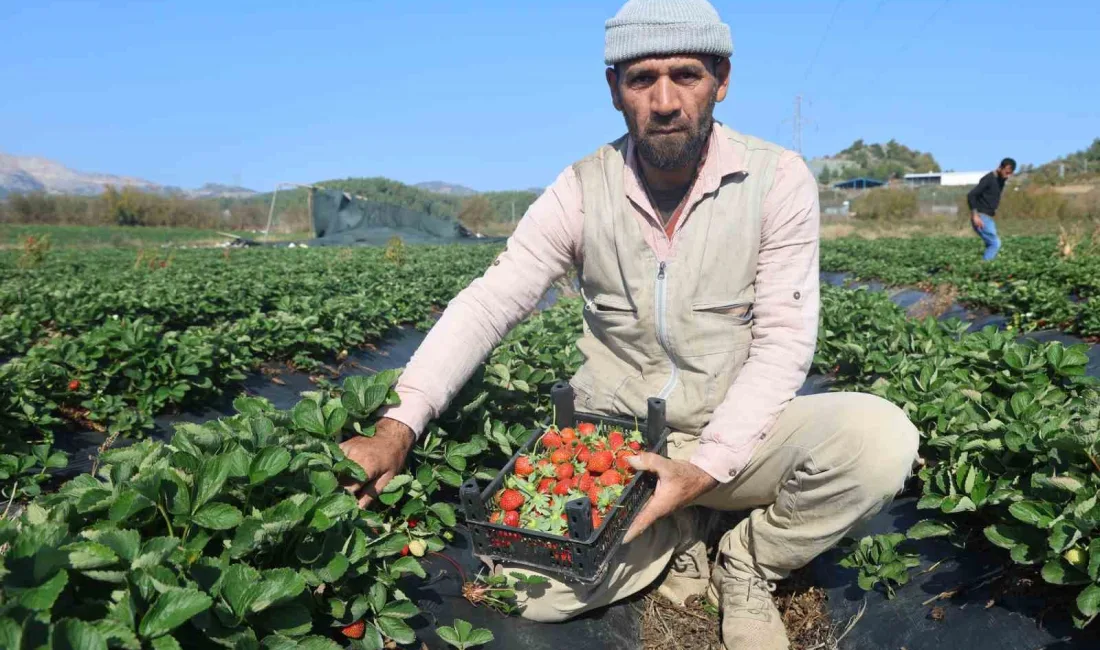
left=340, top=417, right=416, bottom=508
left=971, top=212, right=984, bottom=230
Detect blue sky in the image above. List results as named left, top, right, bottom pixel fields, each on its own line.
left=1, top=0, right=1097, bottom=192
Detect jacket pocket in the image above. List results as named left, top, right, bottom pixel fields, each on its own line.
left=586, top=293, right=636, bottom=314
left=692, top=298, right=753, bottom=322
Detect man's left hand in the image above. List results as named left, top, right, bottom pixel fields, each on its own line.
left=622, top=453, right=718, bottom=543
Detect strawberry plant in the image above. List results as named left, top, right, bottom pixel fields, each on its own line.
left=0, top=372, right=441, bottom=649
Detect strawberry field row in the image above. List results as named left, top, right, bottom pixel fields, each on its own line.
left=815, top=285, right=1100, bottom=626
left=821, top=236, right=1100, bottom=337
left=0, top=246, right=501, bottom=500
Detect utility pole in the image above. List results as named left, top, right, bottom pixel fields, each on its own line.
left=511, top=201, right=516, bottom=222
left=793, top=95, right=803, bottom=155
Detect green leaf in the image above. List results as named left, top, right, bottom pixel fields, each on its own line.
left=149, top=637, right=182, bottom=650
left=252, top=569, right=306, bottom=613
left=192, top=503, right=244, bottom=530
left=436, top=625, right=460, bottom=648
left=108, top=490, right=154, bottom=523
left=984, top=524, right=1025, bottom=550
left=222, top=564, right=262, bottom=618
left=906, top=520, right=954, bottom=540
left=64, top=541, right=119, bottom=570
left=1042, top=559, right=1069, bottom=585
left=138, top=588, right=213, bottom=639
left=380, top=600, right=419, bottom=619
left=193, top=455, right=231, bottom=512
left=1049, top=521, right=1082, bottom=553
left=376, top=617, right=415, bottom=645
left=464, top=628, right=495, bottom=647
left=1089, top=539, right=1100, bottom=581
left=0, top=618, right=21, bottom=650
left=309, top=471, right=338, bottom=496
left=940, top=495, right=976, bottom=514
left=292, top=400, right=327, bottom=435
left=1009, top=501, right=1056, bottom=529
left=254, top=603, right=312, bottom=636
left=389, top=556, right=426, bottom=579
left=1077, top=584, right=1100, bottom=618
left=51, top=618, right=107, bottom=650
left=250, top=447, right=292, bottom=485
left=1010, top=391, right=1035, bottom=419
left=88, top=529, right=140, bottom=563
left=18, top=570, right=68, bottom=611
left=429, top=502, right=457, bottom=527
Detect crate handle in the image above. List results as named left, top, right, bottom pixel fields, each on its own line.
left=565, top=496, right=593, bottom=541
left=551, top=382, right=575, bottom=430
left=460, top=478, right=486, bottom=521
left=646, top=397, right=666, bottom=448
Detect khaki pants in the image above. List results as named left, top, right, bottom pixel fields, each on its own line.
left=512, top=392, right=920, bottom=623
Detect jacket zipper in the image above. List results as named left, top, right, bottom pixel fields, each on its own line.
left=654, top=261, right=679, bottom=399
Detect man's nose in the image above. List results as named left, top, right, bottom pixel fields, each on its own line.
left=651, top=77, right=681, bottom=116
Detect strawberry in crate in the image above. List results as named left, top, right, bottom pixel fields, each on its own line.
left=488, top=421, right=646, bottom=537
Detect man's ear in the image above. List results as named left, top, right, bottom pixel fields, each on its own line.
left=714, top=57, right=731, bottom=103
left=605, top=67, right=624, bottom=112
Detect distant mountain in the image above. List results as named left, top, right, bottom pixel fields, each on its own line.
left=809, top=139, right=941, bottom=183
left=414, top=181, right=478, bottom=197
left=186, top=183, right=258, bottom=199
left=0, top=152, right=256, bottom=199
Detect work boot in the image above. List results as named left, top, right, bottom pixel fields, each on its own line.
left=655, top=507, right=712, bottom=606
left=706, top=562, right=789, bottom=650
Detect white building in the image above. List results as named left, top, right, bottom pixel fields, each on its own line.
left=904, top=171, right=987, bottom=187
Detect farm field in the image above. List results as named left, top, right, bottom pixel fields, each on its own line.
left=1, top=236, right=1098, bottom=649
left=0, top=224, right=307, bottom=249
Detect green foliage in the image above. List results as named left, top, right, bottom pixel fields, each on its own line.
left=832, top=138, right=941, bottom=182
left=821, top=235, right=1100, bottom=337
left=851, top=188, right=919, bottom=221
left=816, top=284, right=1100, bottom=624
left=1029, top=138, right=1100, bottom=185
left=436, top=619, right=494, bottom=649
left=839, top=534, right=921, bottom=597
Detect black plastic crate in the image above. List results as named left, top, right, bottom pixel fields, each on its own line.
left=459, top=382, right=669, bottom=584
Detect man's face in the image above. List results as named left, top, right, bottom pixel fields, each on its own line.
left=606, top=55, right=730, bottom=171
left=997, top=164, right=1015, bottom=180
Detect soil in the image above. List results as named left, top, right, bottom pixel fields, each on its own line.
left=641, top=569, right=838, bottom=650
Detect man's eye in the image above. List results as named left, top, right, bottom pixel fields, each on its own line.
left=629, top=75, right=655, bottom=87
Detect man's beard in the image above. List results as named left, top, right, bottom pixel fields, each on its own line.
left=626, top=92, right=717, bottom=171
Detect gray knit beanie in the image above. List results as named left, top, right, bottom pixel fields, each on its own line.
left=604, top=0, right=733, bottom=66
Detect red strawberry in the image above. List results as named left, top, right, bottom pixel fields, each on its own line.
left=550, top=449, right=571, bottom=465
left=593, top=440, right=607, bottom=451
left=587, top=486, right=602, bottom=505
left=609, top=431, right=625, bottom=450
left=556, top=463, right=574, bottom=480
left=542, top=430, right=563, bottom=449
left=407, top=518, right=419, bottom=528
left=577, top=422, right=597, bottom=436
left=341, top=620, right=367, bottom=639
left=67, top=379, right=81, bottom=392
left=538, top=458, right=552, bottom=471
left=560, top=427, right=577, bottom=444
left=504, top=511, right=521, bottom=527
left=400, top=544, right=410, bottom=556
left=515, top=456, right=535, bottom=477
left=499, top=489, right=525, bottom=512
left=591, top=508, right=603, bottom=529
left=628, top=440, right=642, bottom=451
left=615, top=450, right=636, bottom=472
left=553, top=478, right=573, bottom=496
left=578, top=472, right=595, bottom=492
left=537, top=477, right=556, bottom=494
left=490, top=511, right=502, bottom=524
left=574, top=443, right=590, bottom=462
left=599, top=470, right=623, bottom=486
left=586, top=450, right=614, bottom=474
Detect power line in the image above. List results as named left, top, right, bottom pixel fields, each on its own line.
left=871, top=0, right=951, bottom=84
left=818, top=0, right=890, bottom=88
left=802, top=0, right=846, bottom=83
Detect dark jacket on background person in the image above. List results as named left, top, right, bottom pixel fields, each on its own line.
left=967, top=171, right=1006, bottom=216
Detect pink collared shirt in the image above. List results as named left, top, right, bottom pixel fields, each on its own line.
left=382, top=127, right=820, bottom=483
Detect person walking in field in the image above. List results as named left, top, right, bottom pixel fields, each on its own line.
left=339, top=1, right=919, bottom=648
left=967, top=158, right=1016, bottom=260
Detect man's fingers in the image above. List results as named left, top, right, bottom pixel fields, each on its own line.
left=357, top=492, right=374, bottom=509
left=623, top=494, right=670, bottom=544
left=626, top=451, right=665, bottom=473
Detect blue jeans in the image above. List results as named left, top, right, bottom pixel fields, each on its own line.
left=972, top=213, right=1000, bottom=261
